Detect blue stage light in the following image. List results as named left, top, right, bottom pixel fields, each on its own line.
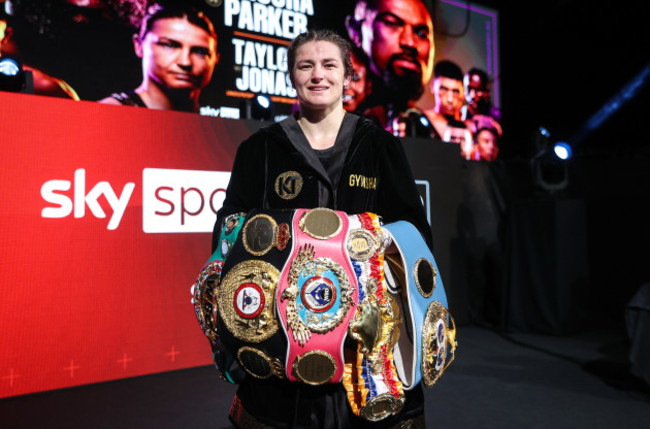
left=553, top=142, right=572, bottom=160
left=0, top=57, right=20, bottom=77
left=0, top=56, right=25, bottom=92
left=256, top=95, right=270, bottom=109
left=241, top=94, right=274, bottom=121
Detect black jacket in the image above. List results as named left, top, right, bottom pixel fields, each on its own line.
left=212, top=113, right=431, bottom=252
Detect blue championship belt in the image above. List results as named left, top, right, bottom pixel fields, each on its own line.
left=383, top=221, right=457, bottom=389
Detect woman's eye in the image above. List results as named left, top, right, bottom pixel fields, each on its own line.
left=157, top=39, right=181, bottom=50
left=193, top=48, right=211, bottom=57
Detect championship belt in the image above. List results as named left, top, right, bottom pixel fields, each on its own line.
left=344, top=212, right=406, bottom=421
left=276, top=208, right=358, bottom=385
left=383, top=221, right=457, bottom=389
left=194, top=212, right=246, bottom=341
left=212, top=212, right=248, bottom=263
left=216, top=209, right=293, bottom=381
left=193, top=212, right=246, bottom=383
left=193, top=209, right=457, bottom=422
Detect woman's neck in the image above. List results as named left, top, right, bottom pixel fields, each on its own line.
left=298, top=106, right=346, bottom=150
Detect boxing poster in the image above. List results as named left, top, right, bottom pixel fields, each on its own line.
left=1, top=0, right=500, bottom=159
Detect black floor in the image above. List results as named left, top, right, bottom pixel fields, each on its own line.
left=2, top=325, right=649, bottom=428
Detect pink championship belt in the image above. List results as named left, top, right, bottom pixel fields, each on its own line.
left=276, top=208, right=358, bottom=385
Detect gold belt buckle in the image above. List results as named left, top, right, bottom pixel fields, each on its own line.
left=217, top=260, right=280, bottom=343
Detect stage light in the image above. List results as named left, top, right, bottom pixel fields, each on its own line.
left=240, top=94, right=274, bottom=121
left=531, top=126, right=570, bottom=192
left=553, top=142, right=572, bottom=160
left=531, top=149, right=568, bottom=192
left=256, top=95, right=270, bottom=109
left=0, top=57, right=19, bottom=76
left=0, top=56, right=25, bottom=92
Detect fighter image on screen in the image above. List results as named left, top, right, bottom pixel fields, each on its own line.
left=98, top=2, right=219, bottom=112
left=342, top=45, right=372, bottom=115
left=424, top=60, right=466, bottom=137
left=461, top=67, right=502, bottom=139
left=345, top=0, right=437, bottom=137
left=0, top=1, right=80, bottom=99
left=461, top=67, right=501, bottom=122
left=0, top=0, right=151, bottom=100
left=471, top=126, right=499, bottom=161
left=424, top=60, right=483, bottom=157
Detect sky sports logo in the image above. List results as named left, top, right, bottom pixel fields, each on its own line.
left=142, top=168, right=230, bottom=233
left=40, top=168, right=231, bottom=232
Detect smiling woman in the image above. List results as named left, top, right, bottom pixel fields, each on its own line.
left=286, top=29, right=354, bottom=149
left=97, top=2, right=219, bottom=112
left=209, top=29, right=432, bottom=429
left=290, top=42, right=351, bottom=149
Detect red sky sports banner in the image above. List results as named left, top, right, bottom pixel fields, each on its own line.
left=0, top=92, right=256, bottom=399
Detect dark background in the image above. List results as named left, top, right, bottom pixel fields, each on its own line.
left=452, top=0, right=650, bottom=333
left=490, top=0, right=650, bottom=159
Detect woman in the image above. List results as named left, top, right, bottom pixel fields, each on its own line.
left=98, top=2, right=218, bottom=112
left=214, top=29, right=431, bottom=429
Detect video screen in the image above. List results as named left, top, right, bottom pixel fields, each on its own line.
left=1, top=0, right=500, bottom=160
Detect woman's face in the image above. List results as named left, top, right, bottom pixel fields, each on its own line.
left=137, top=17, right=218, bottom=92
left=291, top=40, right=350, bottom=114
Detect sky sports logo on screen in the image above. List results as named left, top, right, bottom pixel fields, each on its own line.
left=142, top=168, right=230, bottom=233
left=40, top=168, right=231, bottom=232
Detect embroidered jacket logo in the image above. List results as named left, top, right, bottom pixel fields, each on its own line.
left=275, top=171, right=303, bottom=199
left=348, top=174, right=377, bottom=190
